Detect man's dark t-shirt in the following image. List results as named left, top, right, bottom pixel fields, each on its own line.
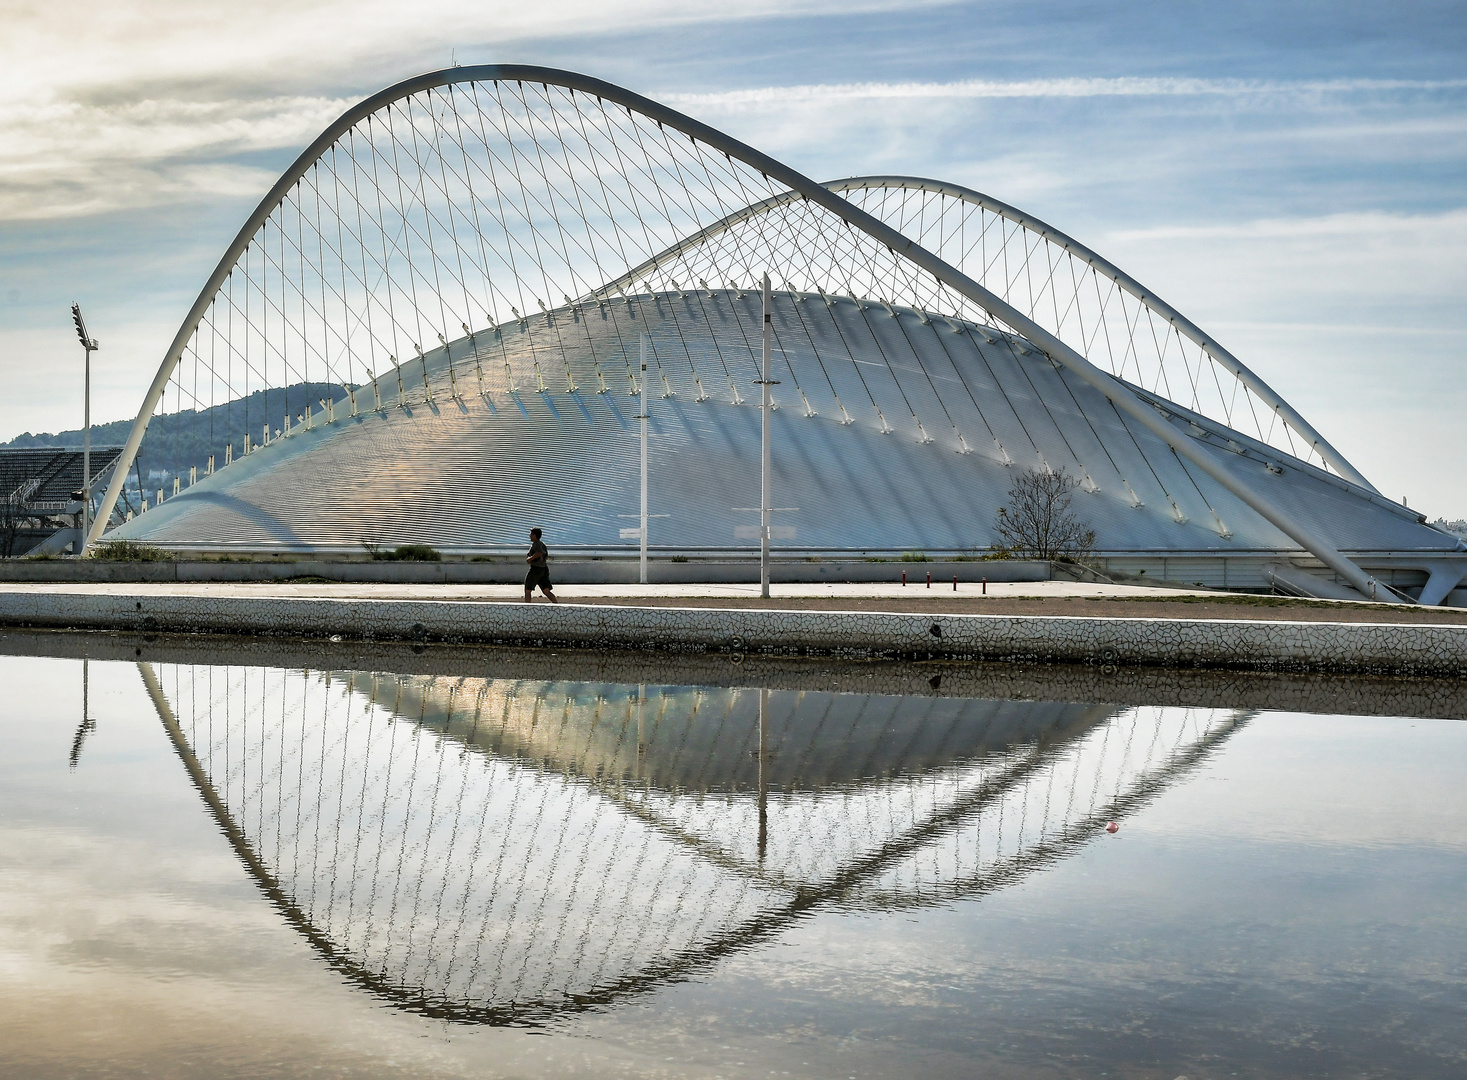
left=526, top=538, right=551, bottom=591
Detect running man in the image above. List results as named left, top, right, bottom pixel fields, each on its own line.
left=524, top=527, right=558, bottom=603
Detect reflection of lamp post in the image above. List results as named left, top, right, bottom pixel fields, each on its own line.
left=69, top=658, right=95, bottom=769
left=757, top=687, right=768, bottom=863
left=70, top=304, right=99, bottom=555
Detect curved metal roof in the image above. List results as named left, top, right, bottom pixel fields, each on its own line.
left=113, top=291, right=1448, bottom=557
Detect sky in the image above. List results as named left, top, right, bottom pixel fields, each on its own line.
left=0, top=0, right=1463, bottom=512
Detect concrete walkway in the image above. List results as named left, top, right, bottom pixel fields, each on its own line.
left=0, top=579, right=1213, bottom=601
left=0, top=580, right=1464, bottom=675
left=4, top=579, right=1463, bottom=625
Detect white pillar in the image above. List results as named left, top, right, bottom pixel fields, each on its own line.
left=640, top=333, right=649, bottom=586
left=760, top=273, right=772, bottom=599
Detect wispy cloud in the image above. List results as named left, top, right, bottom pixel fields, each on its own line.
left=0, top=95, right=351, bottom=219
left=663, top=76, right=1467, bottom=110
left=1109, top=206, right=1467, bottom=242
left=0, top=0, right=916, bottom=220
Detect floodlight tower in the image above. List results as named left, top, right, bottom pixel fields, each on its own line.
left=70, top=303, right=99, bottom=555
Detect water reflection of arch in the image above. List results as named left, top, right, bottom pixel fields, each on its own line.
left=141, top=662, right=1247, bottom=1024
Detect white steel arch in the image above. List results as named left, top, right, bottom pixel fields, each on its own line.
left=96, top=65, right=1401, bottom=600
left=604, top=176, right=1373, bottom=491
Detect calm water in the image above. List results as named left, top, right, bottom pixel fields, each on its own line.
left=1, top=635, right=1464, bottom=1079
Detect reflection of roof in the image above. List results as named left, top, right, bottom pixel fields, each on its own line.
left=0, top=446, right=122, bottom=512
left=145, top=660, right=1246, bottom=1025
left=373, top=671, right=1112, bottom=792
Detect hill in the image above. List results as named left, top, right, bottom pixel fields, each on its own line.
left=3, top=383, right=345, bottom=507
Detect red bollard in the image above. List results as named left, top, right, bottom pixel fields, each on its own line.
left=953, top=575, right=958, bottom=591
left=982, top=577, right=987, bottom=595
left=902, top=571, right=907, bottom=586
left=926, top=571, right=931, bottom=589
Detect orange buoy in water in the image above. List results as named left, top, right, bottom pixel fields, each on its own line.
left=1105, top=821, right=1119, bottom=834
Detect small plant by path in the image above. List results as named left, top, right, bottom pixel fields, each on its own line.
left=87, top=540, right=175, bottom=562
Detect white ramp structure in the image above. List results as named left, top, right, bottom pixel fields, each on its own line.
left=141, top=660, right=1247, bottom=1023
left=99, top=66, right=1464, bottom=602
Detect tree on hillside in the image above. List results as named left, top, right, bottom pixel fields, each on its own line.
left=0, top=499, right=32, bottom=559
left=1, top=380, right=345, bottom=489
left=994, top=467, right=1096, bottom=562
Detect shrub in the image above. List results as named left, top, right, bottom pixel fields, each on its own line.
left=386, top=544, right=441, bottom=562
left=362, top=541, right=441, bottom=561
left=87, top=540, right=176, bottom=562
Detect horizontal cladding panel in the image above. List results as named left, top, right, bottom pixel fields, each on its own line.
left=117, top=294, right=1453, bottom=557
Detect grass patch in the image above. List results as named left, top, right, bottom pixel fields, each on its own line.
left=87, top=540, right=176, bottom=562
left=365, top=542, right=442, bottom=562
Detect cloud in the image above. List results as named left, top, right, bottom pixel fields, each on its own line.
left=0, top=0, right=922, bottom=220
left=1088, top=205, right=1467, bottom=510
left=0, top=1, right=901, bottom=101
left=649, top=74, right=1467, bottom=229
left=1099, top=208, right=1467, bottom=321
left=0, top=95, right=348, bottom=219
left=661, top=76, right=1467, bottom=110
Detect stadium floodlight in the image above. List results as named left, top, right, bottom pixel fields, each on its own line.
left=70, top=303, right=99, bottom=556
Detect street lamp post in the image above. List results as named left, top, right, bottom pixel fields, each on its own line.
left=70, top=304, right=99, bottom=556
left=757, top=274, right=776, bottom=598
left=640, top=334, right=649, bottom=583
left=619, top=334, right=666, bottom=583
left=734, top=274, right=796, bottom=596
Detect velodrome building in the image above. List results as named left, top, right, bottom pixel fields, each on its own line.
left=98, top=66, right=1464, bottom=604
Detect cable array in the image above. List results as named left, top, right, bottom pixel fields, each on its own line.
left=138, top=80, right=907, bottom=504
left=834, top=181, right=1334, bottom=473
left=128, top=74, right=1346, bottom=525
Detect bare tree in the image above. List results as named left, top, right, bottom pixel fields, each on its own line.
left=994, top=467, right=1096, bottom=562
left=0, top=499, right=31, bottom=559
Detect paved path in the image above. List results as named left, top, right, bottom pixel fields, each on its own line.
left=2, top=582, right=1463, bottom=674
left=0, top=579, right=1209, bottom=600
left=2, top=580, right=1463, bottom=624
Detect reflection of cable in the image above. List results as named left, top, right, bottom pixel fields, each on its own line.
left=145, top=660, right=1247, bottom=1026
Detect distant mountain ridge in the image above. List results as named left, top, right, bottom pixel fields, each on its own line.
left=3, top=382, right=345, bottom=500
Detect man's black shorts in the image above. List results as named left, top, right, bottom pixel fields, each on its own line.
left=525, top=566, right=552, bottom=591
